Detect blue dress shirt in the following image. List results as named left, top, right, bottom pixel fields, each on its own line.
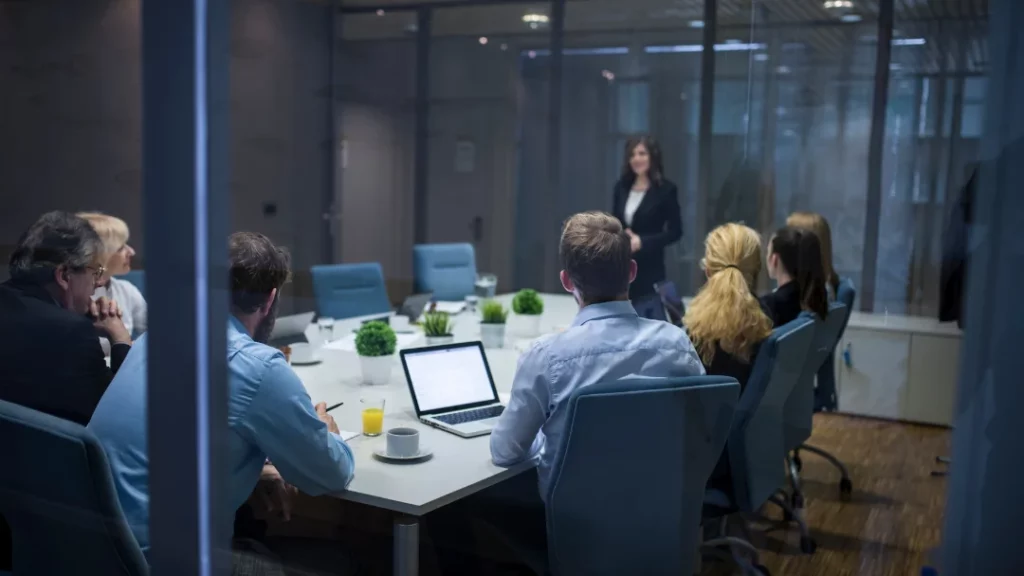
left=88, top=317, right=354, bottom=556
left=489, top=300, right=705, bottom=499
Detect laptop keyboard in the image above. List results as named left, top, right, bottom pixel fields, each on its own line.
left=435, top=405, right=505, bottom=426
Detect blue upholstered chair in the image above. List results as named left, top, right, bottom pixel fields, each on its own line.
left=0, top=399, right=148, bottom=575
left=793, top=278, right=858, bottom=496
left=702, top=317, right=818, bottom=563
left=412, top=243, right=476, bottom=301
left=545, top=376, right=739, bottom=576
left=310, top=262, right=392, bottom=320
left=118, top=270, right=145, bottom=297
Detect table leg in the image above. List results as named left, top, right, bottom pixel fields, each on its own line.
left=393, top=515, right=419, bottom=576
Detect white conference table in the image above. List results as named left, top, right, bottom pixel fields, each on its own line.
left=291, top=293, right=579, bottom=576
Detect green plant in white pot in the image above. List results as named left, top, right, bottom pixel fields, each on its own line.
left=422, top=311, right=454, bottom=346
left=479, top=300, right=508, bottom=349
left=355, top=321, right=397, bottom=385
left=512, top=289, right=544, bottom=336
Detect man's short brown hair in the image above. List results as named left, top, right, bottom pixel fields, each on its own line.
left=559, top=211, right=632, bottom=303
left=229, top=232, right=291, bottom=313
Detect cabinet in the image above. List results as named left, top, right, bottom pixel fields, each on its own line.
left=903, top=335, right=961, bottom=425
left=836, top=328, right=911, bottom=420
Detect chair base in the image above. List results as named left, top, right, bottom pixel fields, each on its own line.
left=797, top=444, right=853, bottom=498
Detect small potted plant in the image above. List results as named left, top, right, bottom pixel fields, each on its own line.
left=422, top=311, right=454, bottom=346
left=479, top=300, right=508, bottom=349
left=512, top=289, right=544, bottom=337
left=355, top=321, right=397, bottom=385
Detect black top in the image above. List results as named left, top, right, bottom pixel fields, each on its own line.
left=612, top=178, right=683, bottom=299
left=0, top=278, right=129, bottom=426
left=704, top=341, right=762, bottom=394
left=760, top=281, right=802, bottom=327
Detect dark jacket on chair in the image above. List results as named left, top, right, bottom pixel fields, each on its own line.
left=612, top=177, right=683, bottom=299
left=0, top=278, right=128, bottom=426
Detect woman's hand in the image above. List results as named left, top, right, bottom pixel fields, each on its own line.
left=626, top=229, right=642, bottom=253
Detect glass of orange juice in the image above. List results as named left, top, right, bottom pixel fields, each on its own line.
left=360, top=398, right=385, bottom=437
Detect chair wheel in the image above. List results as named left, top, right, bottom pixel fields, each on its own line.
left=839, top=477, right=853, bottom=498
left=800, top=536, right=817, bottom=554
left=793, top=455, right=803, bottom=471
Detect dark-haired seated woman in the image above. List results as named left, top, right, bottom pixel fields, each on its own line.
left=761, top=226, right=829, bottom=326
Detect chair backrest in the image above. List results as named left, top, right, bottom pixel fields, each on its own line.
left=815, top=278, right=856, bottom=412
left=725, top=317, right=816, bottom=511
left=783, top=304, right=847, bottom=450
left=310, top=262, right=392, bottom=320
left=412, top=243, right=476, bottom=301
left=835, top=277, right=856, bottom=342
left=118, top=270, right=145, bottom=297
left=545, top=376, right=739, bottom=576
left=0, top=399, right=148, bottom=576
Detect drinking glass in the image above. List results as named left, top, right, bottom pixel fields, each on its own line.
left=474, top=273, right=497, bottom=299
left=360, top=397, right=385, bottom=437
left=317, top=316, right=335, bottom=344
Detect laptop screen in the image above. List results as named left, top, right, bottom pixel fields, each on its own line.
left=401, top=343, right=499, bottom=415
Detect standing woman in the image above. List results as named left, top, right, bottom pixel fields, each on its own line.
left=611, top=135, right=682, bottom=320
left=78, top=212, right=147, bottom=338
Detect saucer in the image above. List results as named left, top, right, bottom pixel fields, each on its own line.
left=372, top=447, right=433, bottom=462
left=291, top=358, right=323, bottom=366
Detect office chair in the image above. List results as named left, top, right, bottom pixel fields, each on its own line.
left=702, top=316, right=818, bottom=567
left=546, top=376, right=739, bottom=576
left=0, top=399, right=148, bottom=576
left=792, top=279, right=857, bottom=495
left=310, top=262, right=392, bottom=320
left=412, top=243, right=477, bottom=301
left=782, top=304, right=849, bottom=514
left=118, top=270, right=145, bottom=297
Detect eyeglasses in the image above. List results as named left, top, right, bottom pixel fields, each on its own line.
left=84, top=265, right=106, bottom=281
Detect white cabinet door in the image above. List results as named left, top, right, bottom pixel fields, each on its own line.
left=904, top=334, right=961, bottom=426
left=837, top=328, right=911, bottom=420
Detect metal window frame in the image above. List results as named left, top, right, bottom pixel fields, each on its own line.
left=142, top=1, right=230, bottom=574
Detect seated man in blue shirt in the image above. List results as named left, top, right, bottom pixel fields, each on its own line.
left=491, top=210, right=704, bottom=493
left=432, top=211, right=702, bottom=571
left=89, top=232, right=355, bottom=572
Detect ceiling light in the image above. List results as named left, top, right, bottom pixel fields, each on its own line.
left=527, top=50, right=537, bottom=59
left=522, top=13, right=549, bottom=26
left=754, top=53, right=769, bottom=62
left=479, top=36, right=488, bottom=45
left=500, top=43, right=508, bottom=51
left=823, top=0, right=854, bottom=9
left=776, top=65, right=791, bottom=74
left=601, top=70, right=615, bottom=81
left=375, top=9, right=385, bottom=16
left=725, top=39, right=742, bottom=44
left=688, top=20, right=705, bottom=28
left=841, top=13, right=863, bottom=22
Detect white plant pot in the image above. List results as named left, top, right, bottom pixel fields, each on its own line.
left=514, top=313, right=542, bottom=337
left=425, top=335, right=454, bottom=347
left=359, top=354, right=393, bottom=386
left=480, top=323, right=506, bottom=349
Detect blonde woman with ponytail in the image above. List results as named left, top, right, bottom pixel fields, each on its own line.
left=684, top=223, right=773, bottom=391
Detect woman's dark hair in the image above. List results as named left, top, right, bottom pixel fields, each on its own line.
left=770, top=226, right=829, bottom=319
left=619, top=135, right=664, bottom=187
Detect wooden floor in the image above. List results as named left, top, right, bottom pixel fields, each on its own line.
left=746, top=413, right=951, bottom=576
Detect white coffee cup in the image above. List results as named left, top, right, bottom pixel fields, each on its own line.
left=290, top=342, right=315, bottom=364
left=386, top=427, right=420, bottom=458
left=391, top=315, right=411, bottom=332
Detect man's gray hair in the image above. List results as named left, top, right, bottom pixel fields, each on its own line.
left=9, top=211, right=103, bottom=281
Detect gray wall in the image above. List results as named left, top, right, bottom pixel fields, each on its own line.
left=0, top=0, right=332, bottom=311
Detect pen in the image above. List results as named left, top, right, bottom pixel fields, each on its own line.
left=326, top=401, right=344, bottom=413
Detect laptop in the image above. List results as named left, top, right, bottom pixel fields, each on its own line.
left=268, top=311, right=316, bottom=348
left=397, top=292, right=434, bottom=322
left=400, top=341, right=505, bottom=438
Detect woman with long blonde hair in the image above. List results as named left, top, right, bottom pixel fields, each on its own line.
left=787, top=211, right=839, bottom=299
left=684, top=223, right=773, bottom=390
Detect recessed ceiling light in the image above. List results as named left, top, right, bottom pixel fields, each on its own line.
left=523, top=13, right=549, bottom=25
left=601, top=69, right=615, bottom=81
left=527, top=50, right=537, bottom=59
left=754, top=53, right=769, bottom=62
left=500, top=43, right=508, bottom=51
left=688, top=20, right=705, bottom=28
left=823, top=0, right=854, bottom=9
left=840, top=13, right=863, bottom=22
left=375, top=9, right=385, bottom=16
left=479, top=36, right=488, bottom=45
left=776, top=65, right=791, bottom=74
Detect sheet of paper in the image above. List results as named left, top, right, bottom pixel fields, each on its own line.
left=337, top=430, right=361, bottom=442
left=323, top=332, right=423, bottom=352
left=433, top=301, right=467, bottom=315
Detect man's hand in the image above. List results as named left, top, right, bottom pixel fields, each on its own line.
left=626, top=229, right=642, bottom=253
left=258, top=464, right=297, bottom=521
left=91, top=297, right=131, bottom=345
left=315, top=402, right=340, bottom=434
